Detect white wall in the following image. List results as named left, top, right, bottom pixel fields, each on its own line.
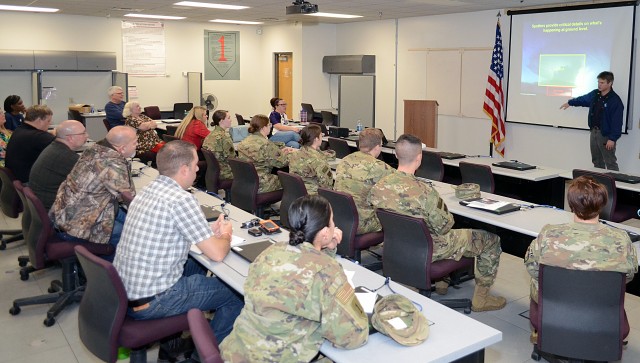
left=329, top=10, right=640, bottom=173
left=0, top=12, right=300, bottom=125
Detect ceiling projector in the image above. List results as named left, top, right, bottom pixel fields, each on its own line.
left=286, top=0, right=318, bottom=14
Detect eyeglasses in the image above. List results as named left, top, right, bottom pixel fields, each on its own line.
left=277, top=103, right=287, bottom=106
left=68, top=131, right=88, bottom=136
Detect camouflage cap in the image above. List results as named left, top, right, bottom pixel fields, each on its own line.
left=371, top=294, right=429, bottom=346
left=454, top=183, right=481, bottom=200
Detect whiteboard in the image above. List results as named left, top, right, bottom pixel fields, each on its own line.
left=41, top=72, right=112, bottom=124
left=0, top=72, right=34, bottom=110
left=338, top=75, right=375, bottom=130
left=426, top=48, right=492, bottom=119
left=426, top=50, right=460, bottom=116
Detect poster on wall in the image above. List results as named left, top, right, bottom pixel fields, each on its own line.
left=204, top=30, right=240, bottom=80
left=122, top=21, right=166, bottom=76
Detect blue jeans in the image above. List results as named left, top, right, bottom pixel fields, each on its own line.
left=127, top=259, right=244, bottom=343
left=270, top=131, right=301, bottom=148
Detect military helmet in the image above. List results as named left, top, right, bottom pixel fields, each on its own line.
left=371, top=294, right=429, bottom=346
left=454, top=183, right=481, bottom=200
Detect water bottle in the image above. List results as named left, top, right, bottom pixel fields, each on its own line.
left=183, top=109, right=188, bottom=117
left=300, top=110, right=307, bottom=123
left=356, top=120, right=363, bottom=132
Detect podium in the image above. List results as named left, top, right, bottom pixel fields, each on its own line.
left=404, top=100, right=438, bottom=148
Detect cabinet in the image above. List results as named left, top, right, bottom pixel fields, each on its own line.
left=404, top=100, right=438, bottom=148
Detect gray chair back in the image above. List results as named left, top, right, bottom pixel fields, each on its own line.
left=327, top=137, right=352, bottom=159
left=277, top=171, right=308, bottom=228
left=416, top=151, right=444, bottom=181
left=228, top=158, right=259, bottom=214
left=459, top=161, right=495, bottom=193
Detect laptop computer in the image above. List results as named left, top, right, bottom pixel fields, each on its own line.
left=233, top=240, right=274, bottom=263
left=459, top=198, right=521, bottom=215
left=606, top=172, right=640, bottom=184
left=200, top=205, right=222, bottom=222
left=492, top=161, right=536, bottom=171
left=437, top=151, right=466, bottom=160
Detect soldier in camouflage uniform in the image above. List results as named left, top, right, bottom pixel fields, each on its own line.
left=202, top=110, right=235, bottom=181
left=220, top=195, right=368, bottom=362
left=369, top=134, right=506, bottom=312
left=236, top=114, right=297, bottom=193
left=50, top=126, right=137, bottom=258
left=289, top=124, right=335, bottom=194
left=334, top=128, right=393, bottom=234
left=525, top=175, right=638, bottom=303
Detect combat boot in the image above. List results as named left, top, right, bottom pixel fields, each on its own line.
left=471, top=286, right=506, bottom=312
left=434, top=280, right=449, bottom=295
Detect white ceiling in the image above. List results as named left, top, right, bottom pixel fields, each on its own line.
left=0, top=0, right=629, bottom=24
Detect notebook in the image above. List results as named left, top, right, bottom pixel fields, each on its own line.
left=200, top=205, right=222, bottom=222
left=492, top=161, right=536, bottom=171
left=459, top=198, right=521, bottom=215
left=606, top=172, right=640, bottom=184
left=437, top=151, right=466, bottom=160
left=232, top=240, right=274, bottom=263
left=161, top=119, right=182, bottom=124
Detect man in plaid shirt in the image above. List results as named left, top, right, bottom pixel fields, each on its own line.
left=114, top=140, right=243, bottom=346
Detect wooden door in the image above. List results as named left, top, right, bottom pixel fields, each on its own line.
left=275, top=53, right=293, bottom=110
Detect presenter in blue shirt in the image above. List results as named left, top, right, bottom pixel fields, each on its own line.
left=560, top=71, right=622, bottom=171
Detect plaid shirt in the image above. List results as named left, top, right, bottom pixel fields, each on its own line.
left=114, top=175, right=213, bottom=299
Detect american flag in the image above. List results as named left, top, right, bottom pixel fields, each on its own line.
left=483, top=20, right=506, bottom=157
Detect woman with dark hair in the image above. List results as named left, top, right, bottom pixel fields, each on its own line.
left=0, top=108, right=12, bottom=166
left=220, top=195, right=368, bottom=362
left=236, top=114, right=296, bottom=192
left=268, top=97, right=301, bottom=148
left=202, top=109, right=235, bottom=181
left=288, top=123, right=335, bottom=194
left=4, top=95, right=26, bottom=130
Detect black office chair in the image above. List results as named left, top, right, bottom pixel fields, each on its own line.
left=143, top=106, right=162, bottom=120
left=572, top=169, right=637, bottom=223
left=67, top=109, right=85, bottom=126
left=327, top=137, right=352, bottom=159
left=228, top=158, right=283, bottom=218
left=10, top=186, right=114, bottom=326
left=376, top=208, right=473, bottom=314
left=166, top=125, right=178, bottom=136
left=416, top=151, right=444, bottom=181
left=162, top=134, right=179, bottom=143
left=277, top=171, right=308, bottom=228
left=318, top=188, right=383, bottom=269
left=300, top=103, right=322, bottom=122
left=321, top=111, right=334, bottom=126
left=188, top=309, right=223, bottom=363
left=235, top=113, right=246, bottom=126
left=75, top=246, right=190, bottom=363
left=202, top=149, right=232, bottom=202
left=0, top=167, right=23, bottom=250
left=530, top=264, right=629, bottom=362
left=173, top=102, right=193, bottom=119
left=459, top=161, right=495, bottom=193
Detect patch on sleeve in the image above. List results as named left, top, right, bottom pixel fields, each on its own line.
left=336, top=282, right=354, bottom=305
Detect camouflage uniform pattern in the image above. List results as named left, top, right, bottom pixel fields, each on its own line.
left=50, top=140, right=135, bottom=244
left=125, top=114, right=162, bottom=153
left=236, top=133, right=290, bottom=193
left=220, top=242, right=368, bottom=362
left=369, top=170, right=502, bottom=287
left=334, top=151, right=393, bottom=234
left=288, top=146, right=334, bottom=194
left=202, top=125, right=235, bottom=180
left=525, top=222, right=638, bottom=302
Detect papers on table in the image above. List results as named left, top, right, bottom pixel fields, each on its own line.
left=465, top=198, right=512, bottom=211
left=355, top=290, right=378, bottom=314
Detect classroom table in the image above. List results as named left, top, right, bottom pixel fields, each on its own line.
left=129, top=162, right=503, bottom=363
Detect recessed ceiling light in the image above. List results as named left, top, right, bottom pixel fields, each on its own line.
left=0, top=5, right=59, bottom=13
left=124, top=14, right=186, bottom=20
left=306, top=12, right=362, bottom=19
left=210, top=19, right=263, bottom=25
left=174, top=1, right=249, bottom=10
